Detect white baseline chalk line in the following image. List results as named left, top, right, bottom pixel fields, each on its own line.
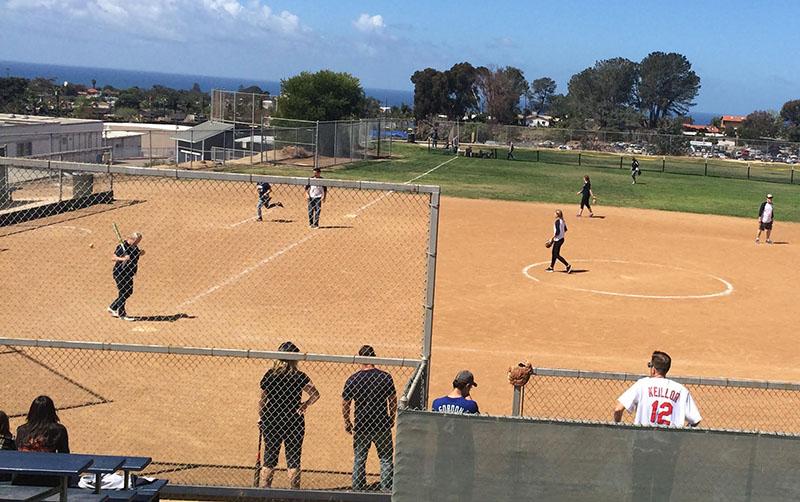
left=228, top=216, right=256, bottom=228
left=178, top=154, right=459, bottom=308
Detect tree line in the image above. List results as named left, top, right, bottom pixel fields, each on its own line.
left=411, top=52, right=701, bottom=130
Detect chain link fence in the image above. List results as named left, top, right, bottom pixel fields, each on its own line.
left=417, top=120, right=800, bottom=184
left=0, top=158, right=438, bottom=360
left=0, top=338, right=420, bottom=491
left=514, top=367, right=800, bottom=435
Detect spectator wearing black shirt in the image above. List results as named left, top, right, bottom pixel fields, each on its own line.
left=576, top=175, right=594, bottom=217
left=631, top=158, right=641, bottom=184
left=259, top=341, right=320, bottom=489
left=342, top=345, right=397, bottom=491
left=108, top=232, right=144, bottom=321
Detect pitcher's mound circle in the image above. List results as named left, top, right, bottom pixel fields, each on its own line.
left=522, top=259, right=733, bottom=300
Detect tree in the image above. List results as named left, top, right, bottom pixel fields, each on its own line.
left=0, top=77, right=29, bottom=113
left=410, top=68, right=449, bottom=120
left=638, top=52, right=700, bottom=128
left=529, top=77, right=556, bottom=113
left=566, top=58, right=639, bottom=129
left=780, top=99, right=800, bottom=126
left=117, top=87, right=144, bottom=109
left=709, top=116, right=722, bottom=128
left=444, top=62, right=480, bottom=120
left=740, top=110, right=780, bottom=139
left=276, top=70, right=366, bottom=121
left=476, top=66, right=528, bottom=124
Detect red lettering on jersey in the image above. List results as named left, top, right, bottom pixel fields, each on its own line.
left=648, top=387, right=653, bottom=397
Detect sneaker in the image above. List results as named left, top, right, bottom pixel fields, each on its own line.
left=120, top=315, right=135, bottom=322
left=256, top=217, right=262, bottom=222
left=545, top=267, right=554, bottom=272
left=766, top=239, right=773, bottom=244
left=576, top=214, right=582, bottom=217
left=755, top=238, right=760, bottom=244
left=107, top=307, right=119, bottom=318
left=589, top=214, right=594, bottom=218
left=566, top=264, right=572, bottom=274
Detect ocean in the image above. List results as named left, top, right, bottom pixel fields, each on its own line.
left=0, top=60, right=415, bottom=107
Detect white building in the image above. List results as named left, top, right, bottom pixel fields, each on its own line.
left=0, top=114, right=104, bottom=162
left=103, top=122, right=190, bottom=161
left=104, top=131, right=143, bottom=159
left=525, top=114, right=552, bottom=127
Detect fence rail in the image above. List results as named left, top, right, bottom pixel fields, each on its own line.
left=513, top=366, right=800, bottom=435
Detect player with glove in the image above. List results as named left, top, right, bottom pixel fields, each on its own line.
left=576, top=175, right=595, bottom=218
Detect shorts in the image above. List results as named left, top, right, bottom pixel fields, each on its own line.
left=262, top=420, right=305, bottom=469
left=759, top=221, right=773, bottom=231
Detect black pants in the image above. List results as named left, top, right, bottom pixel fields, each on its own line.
left=110, top=273, right=134, bottom=316
left=580, top=196, right=592, bottom=211
left=550, top=239, right=569, bottom=268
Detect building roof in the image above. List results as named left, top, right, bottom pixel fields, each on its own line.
left=682, top=124, right=721, bottom=133
left=104, top=131, right=144, bottom=139
left=721, top=115, right=746, bottom=123
left=171, top=121, right=234, bottom=143
left=0, top=113, right=101, bottom=127
left=104, top=122, right=191, bottom=132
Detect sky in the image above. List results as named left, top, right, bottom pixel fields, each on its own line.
left=1, top=0, right=798, bottom=114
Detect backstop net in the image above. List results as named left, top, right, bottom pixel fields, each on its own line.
left=0, top=157, right=439, bottom=491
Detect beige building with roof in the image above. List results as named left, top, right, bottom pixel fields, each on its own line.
left=0, top=114, right=104, bottom=162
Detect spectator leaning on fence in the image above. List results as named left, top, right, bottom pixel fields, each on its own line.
left=614, top=351, right=702, bottom=428
left=432, top=370, right=479, bottom=414
left=259, top=341, right=320, bottom=489
left=342, top=345, right=397, bottom=492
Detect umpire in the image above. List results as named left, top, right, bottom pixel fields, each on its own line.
left=108, top=232, right=144, bottom=321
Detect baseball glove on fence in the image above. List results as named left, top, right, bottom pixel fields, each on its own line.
left=508, top=361, right=534, bottom=387
left=545, top=239, right=553, bottom=248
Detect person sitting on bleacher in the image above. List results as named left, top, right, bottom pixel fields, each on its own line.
left=0, top=411, right=16, bottom=482
left=12, top=396, right=70, bottom=487
left=15, top=396, right=69, bottom=454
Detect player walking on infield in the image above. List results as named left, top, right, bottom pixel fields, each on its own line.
left=108, top=232, right=144, bottom=321
left=613, top=351, right=702, bottom=427
left=546, top=209, right=571, bottom=273
left=631, top=157, right=641, bottom=184
left=576, top=175, right=595, bottom=217
left=755, top=193, right=775, bottom=244
left=507, top=141, right=515, bottom=160
left=256, top=181, right=283, bottom=222
left=305, top=168, right=327, bottom=228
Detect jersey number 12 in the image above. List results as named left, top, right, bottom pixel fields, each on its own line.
left=650, top=401, right=673, bottom=425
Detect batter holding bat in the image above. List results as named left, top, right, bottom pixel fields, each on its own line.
left=108, top=227, right=144, bottom=322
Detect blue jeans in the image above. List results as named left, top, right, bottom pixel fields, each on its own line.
left=352, top=428, right=393, bottom=491
left=307, top=197, right=322, bottom=227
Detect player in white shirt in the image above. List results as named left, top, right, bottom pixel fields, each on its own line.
left=755, top=193, right=774, bottom=244
left=614, top=351, right=702, bottom=428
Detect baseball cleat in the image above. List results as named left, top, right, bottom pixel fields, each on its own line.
left=120, top=315, right=135, bottom=321
left=545, top=267, right=554, bottom=272
left=766, top=239, right=773, bottom=244
left=566, top=264, right=572, bottom=274
left=107, top=307, right=119, bottom=318
left=755, top=238, right=760, bottom=243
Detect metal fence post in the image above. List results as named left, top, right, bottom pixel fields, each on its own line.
left=536, top=150, right=540, bottom=162
left=314, top=121, right=320, bottom=170
left=512, top=385, right=524, bottom=416
left=149, top=131, right=153, bottom=166
left=421, top=190, right=441, bottom=409
left=619, top=156, right=623, bottom=169
left=333, top=121, right=337, bottom=165
left=662, top=158, right=665, bottom=172
left=578, top=152, right=581, bottom=166
left=792, top=168, right=795, bottom=184
left=704, top=158, right=708, bottom=176
left=747, top=163, right=751, bottom=179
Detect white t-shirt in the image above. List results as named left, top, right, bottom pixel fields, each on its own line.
left=553, top=219, right=567, bottom=241
left=617, top=377, right=702, bottom=428
left=761, top=202, right=773, bottom=223
left=308, top=184, right=325, bottom=199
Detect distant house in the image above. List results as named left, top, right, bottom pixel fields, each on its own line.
left=525, top=114, right=552, bottom=127
left=720, top=115, right=746, bottom=130
left=172, top=121, right=234, bottom=163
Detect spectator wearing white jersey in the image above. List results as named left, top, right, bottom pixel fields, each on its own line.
left=545, top=209, right=571, bottom=273
left=755, top=193, right=774, bottom=244
left=613, top=351, right=702, bottom=428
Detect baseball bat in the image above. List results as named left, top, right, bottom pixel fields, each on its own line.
left=253, top=428, right=262, bottom=487
left=112, top=222, right=127, bottom=253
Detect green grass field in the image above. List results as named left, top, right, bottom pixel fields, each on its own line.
left=228, top=144, right=800, bottom=222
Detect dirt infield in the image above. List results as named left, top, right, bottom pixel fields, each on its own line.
left=430, top=197, right=800, bottom=415
left=2, top=179, right=799, bottom=487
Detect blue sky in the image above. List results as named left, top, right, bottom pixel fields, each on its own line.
left=1, top=0, right=798, bottom=114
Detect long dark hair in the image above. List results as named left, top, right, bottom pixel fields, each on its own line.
left=0, top=411, right=10, bottom=437
left=25, top=396, right=60, bottom=437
